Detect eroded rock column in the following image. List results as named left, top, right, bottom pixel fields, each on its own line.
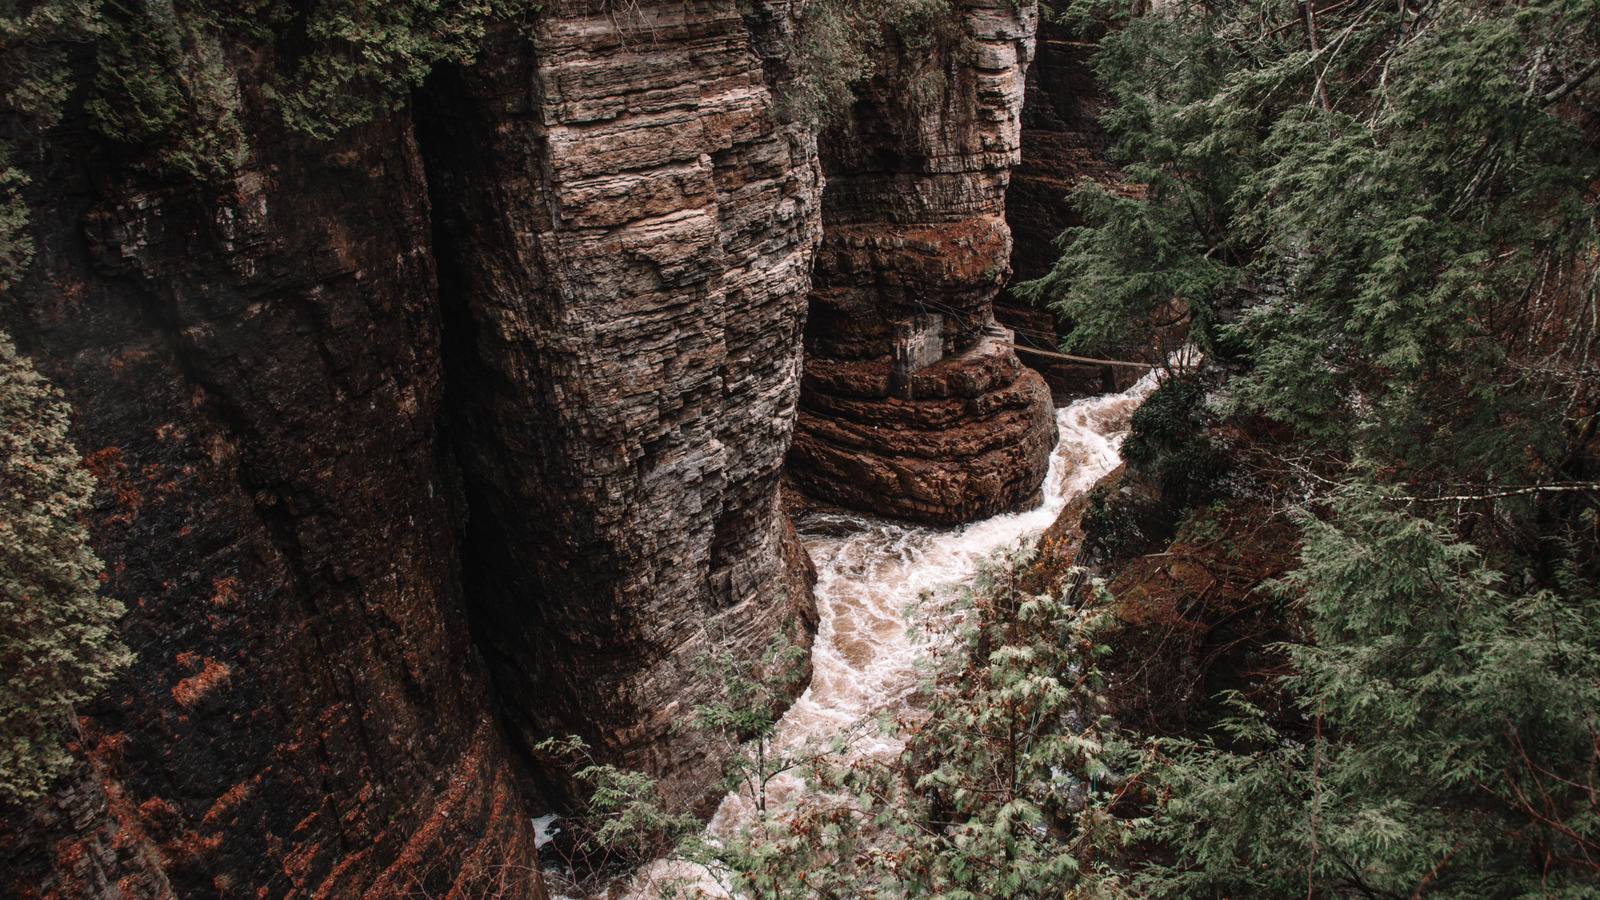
left=788, top=0, right=1057, bottom=525
left=416, top=0, right=822, bottom=810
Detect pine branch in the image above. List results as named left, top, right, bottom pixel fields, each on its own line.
left=1402, top=482, right=1600, bottom=503
left=1543, top=57, right=1600, bottom=107
left=1409, top=839, right=1463, bottom=900
left=1261, top=0, right=1353, bottom=40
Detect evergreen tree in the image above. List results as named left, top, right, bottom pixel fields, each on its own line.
left=1136, top=487, right=1600, bottom=897
left=1024, top=0, right=1599, bottom=482
left=1019, top=0, right=1600, bottom=894
left=0, top=332, right=128, bottom=803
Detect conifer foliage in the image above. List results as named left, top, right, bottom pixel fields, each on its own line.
left=1017, top=0, right=1600, bottom=894
left=0, top=333, right=127, bottom=803
left=1024, top=0, right=1600, bottom=479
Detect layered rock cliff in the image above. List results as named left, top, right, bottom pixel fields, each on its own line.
left=1, top=2, right=818, bottom=895
left=787, top=0, right=1058, bottom=525
left=413, top=1, right=821, bottom=808
left=0, top=0, right=1073, bottom=893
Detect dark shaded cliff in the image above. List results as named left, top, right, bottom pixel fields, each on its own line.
left=0, top=0, right=1065, bottom=894
left=0, top=92, right=543, bottom=898
left=788, top=0, right=1058, bottom=525
left=996, top=16, right=1137, bottom=401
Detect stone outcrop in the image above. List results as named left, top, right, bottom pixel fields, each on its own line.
left=788, top=0, right=1059, bottom=525
left=0, top=98, right=544, bottom=898
left=415, top=0, right=821, bottom=810
left=1, top=2, right=819, bottom=895
left=1, top=730, right=174, bottom=900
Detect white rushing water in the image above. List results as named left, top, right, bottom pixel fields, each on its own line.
left=618, top=370, right=1159, bottom=899
left=771, top=369, right=1160, bottom=761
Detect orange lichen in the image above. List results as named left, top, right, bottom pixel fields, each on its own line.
left=81, top=446, right=127, bottom=480
left=210, top=576, right=239, bottom=607
left=171, top=659, right=233, bottom=710
left=201, top=780, right=254, bottom=828
left=137, top=797, right=182, bottom=834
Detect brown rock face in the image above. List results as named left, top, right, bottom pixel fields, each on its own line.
left=996, top=18, right=1136, bottom=402
left=1007, top=17, right=1116, bottom=287
left=789, top=0, right=1057, bottom=525
left=413, top=0, right=821, bottom=811
left=1, top=733, right=174, bottom=900
left=0, top=98, right=544, bottom=897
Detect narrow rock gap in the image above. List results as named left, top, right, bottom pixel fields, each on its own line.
left=411, top=56, right=578, bottom=815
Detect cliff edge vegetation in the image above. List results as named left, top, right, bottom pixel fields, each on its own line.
left=978, top=0, right=1600, bottom=893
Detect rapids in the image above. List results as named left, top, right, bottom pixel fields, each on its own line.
left=773, top=368, right=1161, bottom=761
left=613, top=370, right=1160, bottom=899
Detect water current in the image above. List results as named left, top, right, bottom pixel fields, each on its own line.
left=613, top=370, right=1160, bottom=899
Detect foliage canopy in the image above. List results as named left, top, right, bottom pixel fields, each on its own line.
left=1023, top=0, right=1600, bottom=481
left=1011, top=0, right=1600, bottom=894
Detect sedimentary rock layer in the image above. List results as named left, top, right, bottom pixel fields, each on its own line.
left=790, top=0, right=1057, bottom=524
left=1, top=2, right=822, bottom=894
left=415, top=0, right=821, bottom=810
left=792, top=335, right=1056, bottom=522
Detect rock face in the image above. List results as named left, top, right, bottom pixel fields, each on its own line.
left=0, top=102, right=544, bottom=898
left=0, top=1, right=1069, bottom=893
left=415, top=0, right=821, bottom=809
left=1006, top=17, right=1116, bottom=288
left=788, top=0, right=1058, bottom=525
left=1, top=2, right=818, bottom=895
left=996, top=18, right=1134, bottom=402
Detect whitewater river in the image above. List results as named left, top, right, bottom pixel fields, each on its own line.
left=611, top=370, right=1159, bottom=899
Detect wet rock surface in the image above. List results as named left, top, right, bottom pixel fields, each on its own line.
left=790, top=0, right=1057, bottom=525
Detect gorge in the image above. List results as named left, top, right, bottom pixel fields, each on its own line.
left=0, top=2, right=1099, bottom=897
left=9, top=0, right=1598, bottom=896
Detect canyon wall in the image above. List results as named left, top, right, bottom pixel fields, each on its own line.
left=0, top=0, right=1068, bottom=893
left=414, top=0, right=821, bottom=809
left=0, top=99, right=544, bottom=899
left=788, top=0, right=1059, bottom=525
left=1, top=2, right=817, bottom=895
left=997, top=17, right=1132, bottom=401
left=1006, top=18, right=1114, bottom=287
